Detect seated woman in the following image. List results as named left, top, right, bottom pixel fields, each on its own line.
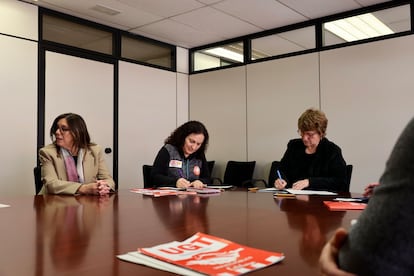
left=151, top=120, right=211, bottom=189
left=274, top=108, right=347, bottom=192
left=39, top=113, right=115, bottom=195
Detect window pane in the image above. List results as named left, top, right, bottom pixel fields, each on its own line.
left=323, top=4, right=410, bottom=46
left=121, top=36, right=173, bottom=69
left=42, top=14, right=113, bottom=55
left=251, top=26, right=315, bottom=60
left=193, top=42, right=244, bottom=71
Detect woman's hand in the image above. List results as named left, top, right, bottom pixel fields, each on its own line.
left=292, top=179, right=309, bottom=190
left=319, top=228, right=356, bottom=276
left=363, top=182, right=379, bottom=197
left=190, top=180, right=205, bottom=189
left=78, top=180, right=111, bottom=195
left=176, top=178, right=191, bottom=188
left=274, top=178, right=287, bottom=189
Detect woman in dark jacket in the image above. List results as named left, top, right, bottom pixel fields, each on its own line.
left=274, top=108, right=347, bottom=192
left=151, top=120, right=211, bottom=188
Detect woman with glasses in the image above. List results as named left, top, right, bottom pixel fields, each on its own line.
left=274, top=108, right=347, bottom=192
left=38, top=113, right=115, bottom=195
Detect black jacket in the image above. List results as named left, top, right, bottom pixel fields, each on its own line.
left=279, top=138, right=347, bottom=192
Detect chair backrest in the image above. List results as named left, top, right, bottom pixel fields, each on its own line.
left=33, top=166, right=42, bottom=194
left=207, top=160, right=215, bottom=175
left=267, top=161, right=281, bottom=188
left=142, top=165, right=154, bottom=188
left=345, top=164, right=353, bottom=192
left=223, top=161, right=256, bottom=187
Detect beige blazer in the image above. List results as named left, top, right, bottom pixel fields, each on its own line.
left=38, top=144, right=115, bottom=195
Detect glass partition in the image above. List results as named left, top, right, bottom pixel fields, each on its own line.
left=323, top=4, right=411, bottom=46
left=251, top=26, right=315, bottom=60
left=42, top=14, right=113, bottom=55
left=121, top=35, right=175, bottom=69
left=193, top=41, right=244, bottom=71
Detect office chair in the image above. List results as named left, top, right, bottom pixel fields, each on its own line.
left=213, top=161, right=256, bottom=187
left=142, top=165, right=154, bottom=188
left=207, top=160, right=215, bottom=175
left=33, top=166, right=42, bottom=194
left=251, top=160, right=281, bottom=188
left=345, top=164, right=353, bottom=192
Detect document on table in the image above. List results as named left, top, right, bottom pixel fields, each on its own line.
left=258, top=188, right=337, bottom=195
left=0, top=203, right=10, bottom=208
left=258, top=188, right=278, bottom=192
left=285, top=189, right=337, bottom=195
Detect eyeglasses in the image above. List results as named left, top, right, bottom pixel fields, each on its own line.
left=56, top=126, right=71, bottom=133
left=298, top=130, right=319, bottom=138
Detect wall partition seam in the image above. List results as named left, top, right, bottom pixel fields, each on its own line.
left=245, top=66, right=249, bottom=161
left=37, top=45, right=45, bottom=167
left=113, top=61, right=119, bottom=189
left=318, top=52, right=322, bottom=110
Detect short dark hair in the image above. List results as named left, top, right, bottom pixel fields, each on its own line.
left=165, top=121, right=209, bottom=158
left=298, top=108, right=328, bottom=137
left=50, top=113, right=92, bottom=151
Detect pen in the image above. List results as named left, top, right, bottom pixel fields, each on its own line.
left=277, top=170, right=283, bottom=180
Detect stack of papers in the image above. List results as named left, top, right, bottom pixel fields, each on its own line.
left=130, top=188, right=197, bottom=197
left=130, top=187, right=226, bottom=197
left=118, top=232, right=284, bottom=276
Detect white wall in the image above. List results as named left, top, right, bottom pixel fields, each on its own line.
left=247, top=53, right=320, bottom=182
left=321, top=35, right=414, bottom=192
left=189, top=66, right=248, bottom=178
left=118, top=61, right=178, bottom=189
left=0, top=0, right=38, bottom=195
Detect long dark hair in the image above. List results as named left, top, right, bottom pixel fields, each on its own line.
left=50, top=113, right=93, bottom=151
left=165, top=121, right=209, bottom=158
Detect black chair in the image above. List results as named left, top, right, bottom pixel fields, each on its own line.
left=33, top=166, right=42, bottom=194
left=213, top=161, right=256, bottom=187
left=142, top=165, right=154, bottom=188
left=252, top=160, right=281, bottom=188
left=207, top=160, right=215, bottom=175
left=345, top=164, right=353, bottom=192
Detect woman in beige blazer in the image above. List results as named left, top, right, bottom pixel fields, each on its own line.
left=38, top=113, right=115, bottom=195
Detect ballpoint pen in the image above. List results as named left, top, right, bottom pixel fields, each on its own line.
left=277, top=170, right=283, bottom=181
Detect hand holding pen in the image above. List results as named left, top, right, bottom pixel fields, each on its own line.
left=274, top=170, right=287, bottom=190
left=176, top=169, right=191, bottom=188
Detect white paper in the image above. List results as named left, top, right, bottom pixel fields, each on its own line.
left=258, top=188, right=278, bottom=192
left=117, top=252, right=204, bottom=276
left=206, top=185, right=233, bottom=189
left=0, top=204, right=10, bottom=208
left=285, top=189, right=337, bottom=195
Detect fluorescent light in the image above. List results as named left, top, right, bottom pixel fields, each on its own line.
left=204, top=47, right=243, bottom=62
left=325, top=13, right=394, bottom=42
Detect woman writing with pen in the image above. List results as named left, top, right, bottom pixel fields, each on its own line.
left=274, top=108, right=347, bottom=192
left=151, top=121, right=211, bottom=188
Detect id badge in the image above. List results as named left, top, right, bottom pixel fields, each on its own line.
left=169, top=160, right=182, bottom=168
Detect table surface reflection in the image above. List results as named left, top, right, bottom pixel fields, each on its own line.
left=0, top=189, right=362, bottom=276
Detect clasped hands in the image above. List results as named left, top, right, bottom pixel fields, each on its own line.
left=274, top=178, right=309, bottom=190
left=176, top=178, right=205, bottom=189
left=78, top=179, right=111, bottom=196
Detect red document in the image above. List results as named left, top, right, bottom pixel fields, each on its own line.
left=323, top=201, right=367, bottom=211
left=118, top=232, right=285, bottom=275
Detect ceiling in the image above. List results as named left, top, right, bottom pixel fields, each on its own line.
left=22, top=0, right=392, bottom=49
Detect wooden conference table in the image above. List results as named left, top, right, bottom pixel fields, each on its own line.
left=0, top=189, right=362, bottom=276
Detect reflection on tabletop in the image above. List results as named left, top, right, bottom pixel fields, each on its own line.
left=34, top=194, right=115, bottom=273
left=151, top=194, right=210, bottom=239
left=274, top=195, right=346, bottom=266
